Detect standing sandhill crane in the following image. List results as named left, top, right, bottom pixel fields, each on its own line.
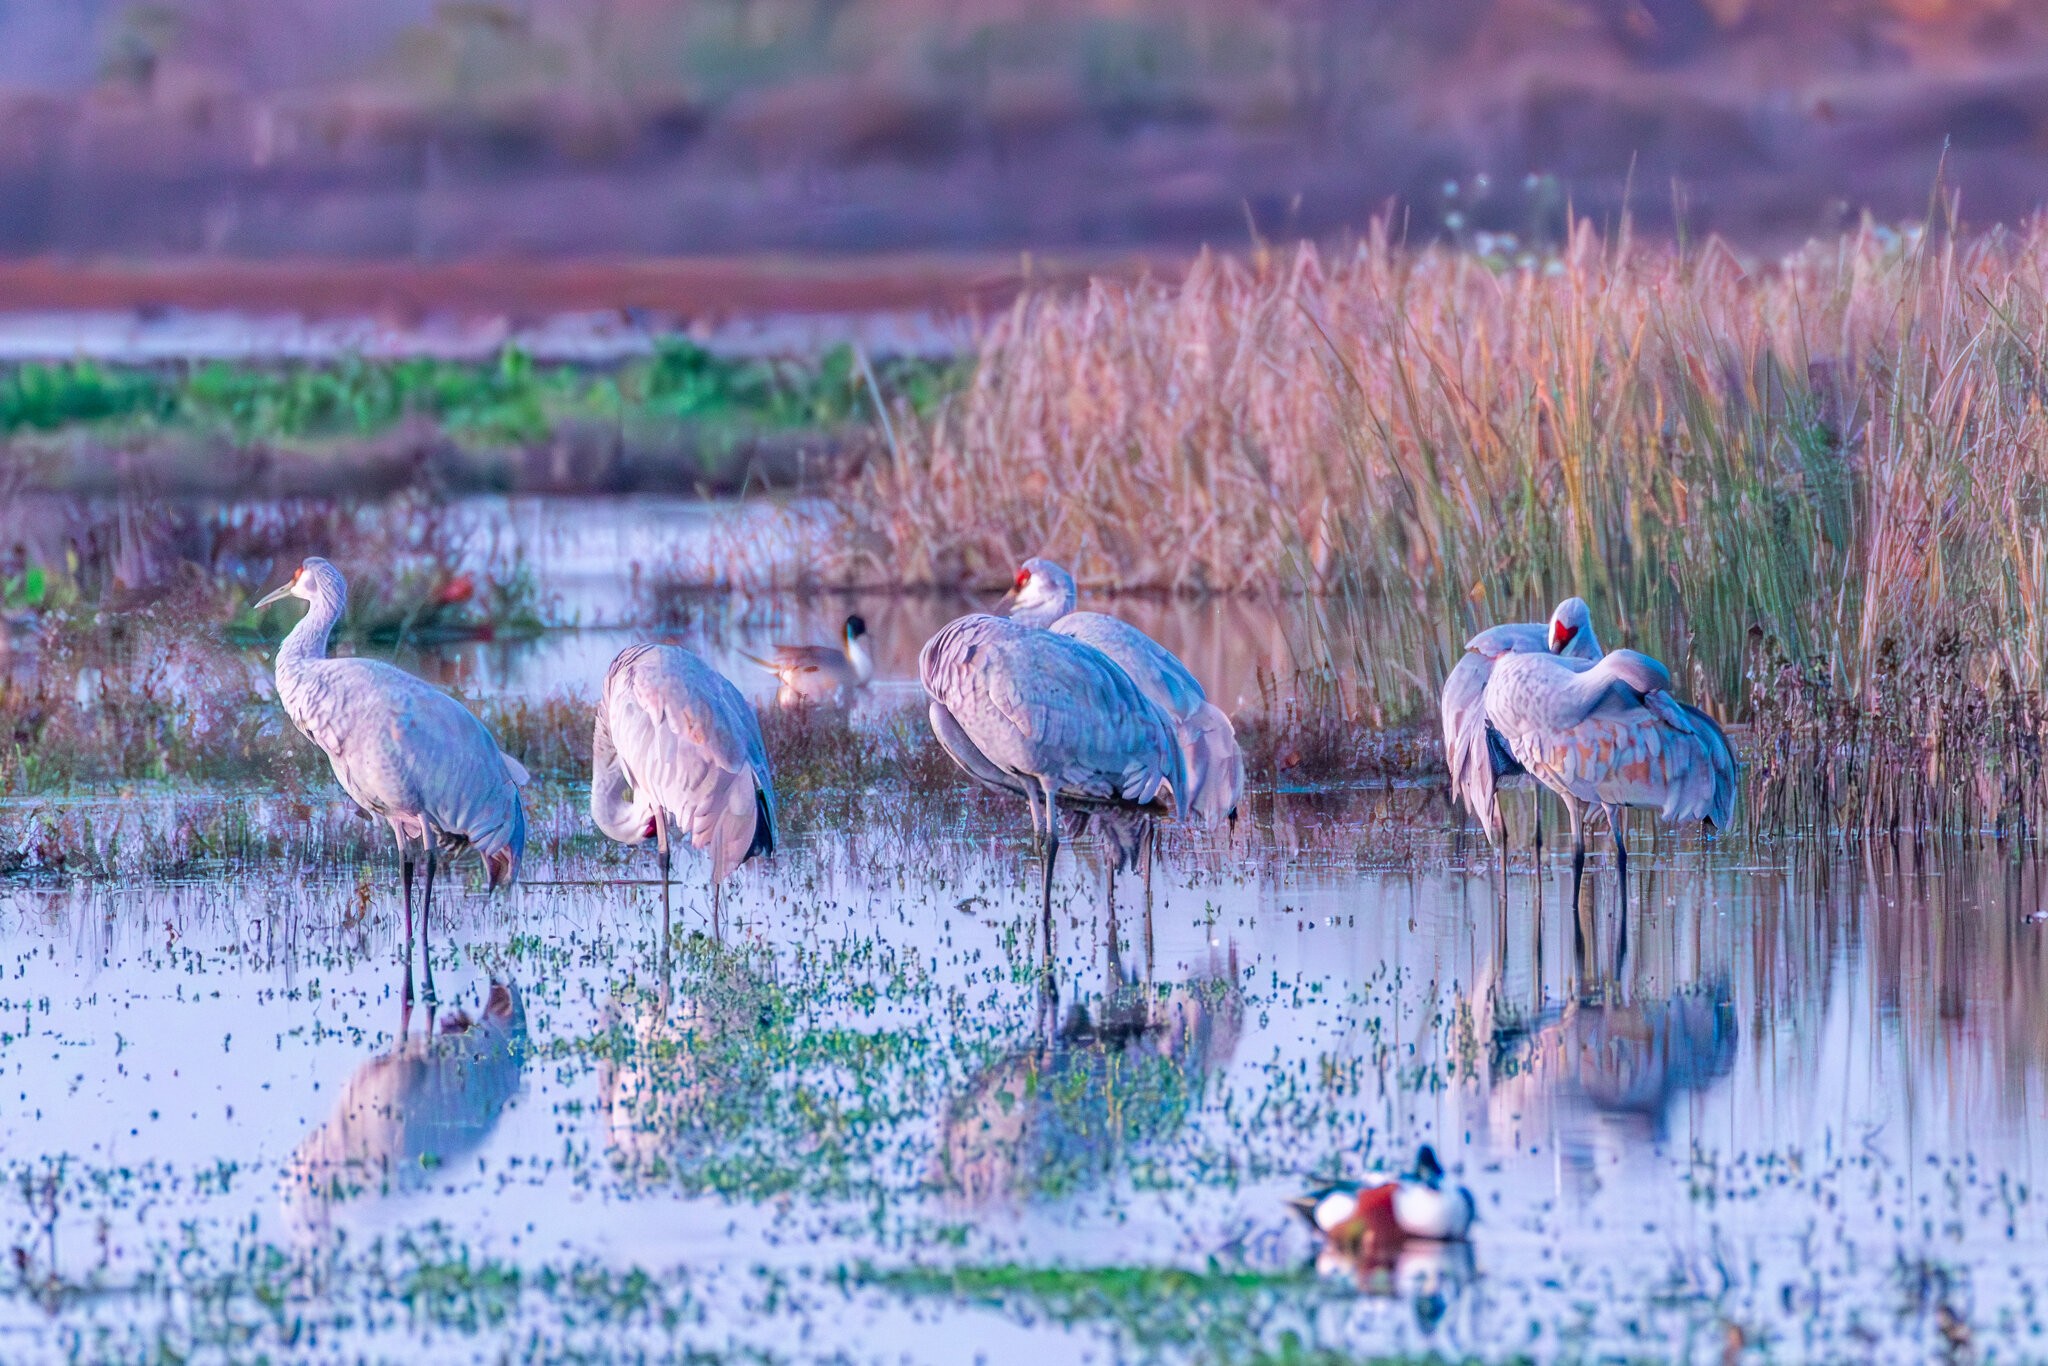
left=254, top=557, right=527, bottom=1006
left=741, top=614, right=873, bottom=709
left=591, top=643, right=778, bottom=941
left=1440, top=597, right=1603, bottom=861
left=920, top=613, right=1186, bottom=951
left=1006, top=557, right=1244, bottom=847
left=1481, top=632, right=1737, bottom=915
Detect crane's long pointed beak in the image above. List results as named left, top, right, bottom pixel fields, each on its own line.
left=252, top=582, right=294, bottom=611
left=996, top=587, right=1020, bottom=614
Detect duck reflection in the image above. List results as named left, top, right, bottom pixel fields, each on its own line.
left=1488, top=982, right=1736, bottom=1169
left=1291, top=1145, right=1479, bottom=1333
left=285, top=982, right=528, bottom=1238
left=1316, top=1238, right=1478, bottom=1333
left=940, top=948, right=1242, bottom=1206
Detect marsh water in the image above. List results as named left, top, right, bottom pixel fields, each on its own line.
left=0, top=495, right=2044, bottom=1362
left=387, top=493, right=1326, bottom=713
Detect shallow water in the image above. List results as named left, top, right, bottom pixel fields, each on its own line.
left=3, top=797, right=2046, bottom=1361
left=408, top=493, right=1328, bottom=712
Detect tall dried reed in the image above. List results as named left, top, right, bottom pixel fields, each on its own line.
left=829, top=218, right=2048, bottom=734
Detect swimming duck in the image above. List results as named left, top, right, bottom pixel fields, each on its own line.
left=743, top=614, right=873, bottom=709
left=1288, top=1145, right=1475, bottom=1255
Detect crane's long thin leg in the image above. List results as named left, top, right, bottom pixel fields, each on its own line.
left=1567, top=799, right=1587, bottom=976
left=712, top=880, right=724, bottom=942
left=1608, top=805, right=1630, bottom=991
left=1039, top=781, right=1061, bottom=981
left=1609, top=804, right=1629, bottom=916
left=1494, top=794, right=1508, bottom=885
left=1106, top=858, right=1121, bottom=981
left=420, top=843, right=440, bottom=1008
left=1141, top=821, right=1155, bottom=983
left=1022, top=784, right=1045, bottom=851
left=1535, top=798, right=1544, bottom=870
left=655, top=815, right=672, bottom=951
left=399, top=836, right=417, bottom=1018
left=401, top=847, right=416, bottom=952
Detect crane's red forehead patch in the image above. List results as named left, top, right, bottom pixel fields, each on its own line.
left=1015, top=568, right=1030, bottom=587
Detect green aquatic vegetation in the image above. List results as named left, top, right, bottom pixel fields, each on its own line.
left=856, top=1262, right=1412, bottom=1365
left=0, top=345, right=968, bottom=495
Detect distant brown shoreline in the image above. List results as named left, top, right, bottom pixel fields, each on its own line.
left=0, top=254, right=1160, bottom=323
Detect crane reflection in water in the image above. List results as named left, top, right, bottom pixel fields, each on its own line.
left=282, top=981, right=529, bottom=1242
left=939, top=941, right=1243, bottom=1208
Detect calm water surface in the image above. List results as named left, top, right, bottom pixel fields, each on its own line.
left=0, top=802, right=2043, bottom=1360
left=0, top=494, right=2041, bottom=1359
left=405, top=495, right=1327, bottom=712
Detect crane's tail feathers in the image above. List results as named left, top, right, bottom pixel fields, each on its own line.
left=483, top=801, right=526, bottom=891
left=1644, top=695, right=1739, bottom=828
left=500, top=751, right=532, bottom=787
left=747, top=788, right=777, bottom=863
left=1676, top=700, right=1740, bottom=829
left=705, top=773, right=776, bottom=885
left=1180, top=702, right=1245, bottom=828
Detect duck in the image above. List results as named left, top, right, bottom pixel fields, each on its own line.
left=743, top=614, right=873, bottom=708
left=1288, top=1145, right=1475, bottom=1256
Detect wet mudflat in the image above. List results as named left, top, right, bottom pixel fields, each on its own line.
left=0, top=787, right=2043, bottom=1363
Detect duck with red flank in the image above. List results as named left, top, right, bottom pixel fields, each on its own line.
left=1287, top=1145, right=1476, bottom=1259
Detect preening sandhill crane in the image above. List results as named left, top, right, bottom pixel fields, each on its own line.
left=1007, top=559, right=1244, bottom=831
left=283, top=981, right=527, bottom=1242
left=1481, top=625, right=1737, bottom=914
left=1440, top=597, right=1603, bottom=861
left=741, top=614, right=873, bottom=709
left=254, top=557, right=527, bottom=1005
left=920, top=613, right=1186, bottom=949
left=591, top=643, right=778, bottom=940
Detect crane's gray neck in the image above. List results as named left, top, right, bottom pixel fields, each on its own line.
left=276, top=578, right=346, bottom=677
left=590, top=696, right=653, bottom=844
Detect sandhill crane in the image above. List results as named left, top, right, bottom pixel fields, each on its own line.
left=254, top=557, right=527, bottom=1005
left=1007, top=559, right=1244, bottom=830
left=920, top=613, right=1186, bottom=951
left=1481, top=633, right=1737, bottom=914
left=284, top=981, right=527, bottom=1241
left=591, top=643, right=778, bottom=940
left=741, top=614, right=872, bottom=708
left=1441, top=599, right=1603, bottom=862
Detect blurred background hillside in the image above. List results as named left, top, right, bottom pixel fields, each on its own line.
left=0, top=0, right=2035, bottom=260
